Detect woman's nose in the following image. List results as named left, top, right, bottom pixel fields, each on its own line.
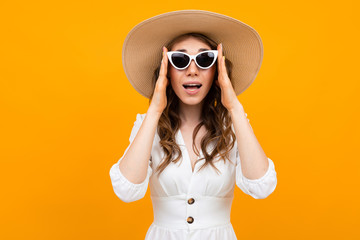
left=186, top=59, right=199, bottom=76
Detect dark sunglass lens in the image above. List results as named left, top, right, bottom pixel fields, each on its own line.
left=196, top=52, right=215, bottom=68
left=171, top=53, right=190, bottom=68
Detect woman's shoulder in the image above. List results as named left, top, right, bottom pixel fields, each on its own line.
left=131, top=113, right=148, bottom=129
left=134, top=113, right=147, bottom=122
left=129, top=113, right=147, bottom=142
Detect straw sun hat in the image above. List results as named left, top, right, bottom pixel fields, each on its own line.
left=122, top=10, right=264, bottom=99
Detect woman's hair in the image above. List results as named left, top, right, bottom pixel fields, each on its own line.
left=149, top=32, right=236, bottom=177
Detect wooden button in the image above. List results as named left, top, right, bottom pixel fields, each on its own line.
left=187, top=216, right=194, bottom=224
left=187, top=198, right=195, bottom=205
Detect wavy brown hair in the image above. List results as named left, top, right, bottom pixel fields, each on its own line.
left=149, top=32, right=236, bottom=177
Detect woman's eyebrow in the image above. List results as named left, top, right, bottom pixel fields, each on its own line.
left=175, top=48, right=211, bottom=52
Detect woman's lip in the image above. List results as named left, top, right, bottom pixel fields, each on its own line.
left=183, top=86, right=201, bottom=95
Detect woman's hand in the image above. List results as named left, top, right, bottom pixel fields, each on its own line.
left=215, top=43, right=243, bottom=112
left=149, top=47, right=169, bottom=115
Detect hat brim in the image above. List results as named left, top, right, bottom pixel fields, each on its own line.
left=122, top=10, right=263, bottom=99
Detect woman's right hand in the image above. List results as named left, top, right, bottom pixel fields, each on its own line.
left=149, top=46, right=169, bottom=115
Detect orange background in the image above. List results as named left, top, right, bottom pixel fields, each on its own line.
left=1, top=0, right=359, bottom=239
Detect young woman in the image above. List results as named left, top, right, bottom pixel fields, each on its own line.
left=110, top=10, right=277, bottom=240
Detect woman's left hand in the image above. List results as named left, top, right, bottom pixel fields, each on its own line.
left=216, top=43, right=243, bottom=112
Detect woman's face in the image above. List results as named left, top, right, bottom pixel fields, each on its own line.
left=169, top=37, right=216, bottom=106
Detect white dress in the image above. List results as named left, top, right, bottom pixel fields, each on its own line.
left=109, top=113, right=277, bottom=240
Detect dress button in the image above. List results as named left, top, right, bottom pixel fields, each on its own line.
left=187, top=198, right=195, bottom=205
left=187, top=216, right=194, bottom=224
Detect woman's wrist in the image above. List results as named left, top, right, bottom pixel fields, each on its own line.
left=147, top=106, right=163, bottom=119
left=228, top=101, right=244, bottom=115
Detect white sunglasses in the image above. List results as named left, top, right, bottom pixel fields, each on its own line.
left=167, top=50, right=218, bottom=70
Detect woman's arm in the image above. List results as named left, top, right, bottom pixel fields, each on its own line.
left=215, top=43, right=277, bottom=198
left=231, top=104, right=277, bottom=199
left=118, top=46, right=169, bottom=184
left=230, top=102, right=269, bottom=180
left=118, top=109, right=161, bottom=184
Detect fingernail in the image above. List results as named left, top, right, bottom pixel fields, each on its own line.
left=220, top=43, right=223, bottom=49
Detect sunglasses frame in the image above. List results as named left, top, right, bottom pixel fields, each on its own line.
left=167, top=50, right=218, bottom=70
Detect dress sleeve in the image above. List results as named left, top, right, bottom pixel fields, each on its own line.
left=109, top=113, right=153, bottom=203
left=236, top=153, right=277, bottom=199
left=233, top=113, right=278, bottom=199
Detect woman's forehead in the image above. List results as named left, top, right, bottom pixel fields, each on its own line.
left=170, top=37, right=211, bottom=52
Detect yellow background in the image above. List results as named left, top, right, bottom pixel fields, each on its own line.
left=1, top=0, right=359, bottom=239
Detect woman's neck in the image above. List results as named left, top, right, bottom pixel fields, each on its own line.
left=178, top=100, right=203, bottom=125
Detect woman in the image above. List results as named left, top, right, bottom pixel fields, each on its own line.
left=110, top=10, right=277, bottom=240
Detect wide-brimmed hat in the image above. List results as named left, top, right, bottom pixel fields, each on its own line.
left=122, top=10, right=264, bottom=99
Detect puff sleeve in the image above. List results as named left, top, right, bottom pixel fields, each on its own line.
left=236, top=153, right=277, bottom=199
left=109, top=113, right=153, bottom=203
left=233, top=113, right=278, bottom=199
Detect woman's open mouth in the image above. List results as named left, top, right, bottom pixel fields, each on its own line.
left=183, top=84, right=202, bottom=95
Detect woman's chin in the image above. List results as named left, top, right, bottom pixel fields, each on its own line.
left=178, top=96, right=205, bottom=106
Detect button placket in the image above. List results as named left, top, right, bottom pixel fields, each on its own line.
left=185, top=160, right=200, bottom=230
left=177, top=130, right=202, bottom=230
left=186, top=194, right=198, bottom=230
